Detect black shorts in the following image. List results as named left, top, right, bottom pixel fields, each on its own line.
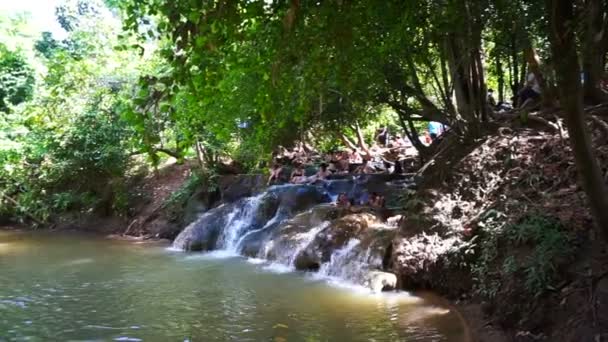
left=520, top=88, right=540, bottom=103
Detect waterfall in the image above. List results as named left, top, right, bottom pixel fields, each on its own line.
left=234, top=214, right=277, bottom=250
left=317, top=238, right=387, bottom=290
left=216, top=193, right=266, bottom=251
left=171, top=177, right=407, bottom=292
left=318, top=239, right=363, bottom=278
left=171, top=183, right=331, bottom=253
left=262, top=221, right=330, bottom=267
left=286, top=222, right=329, bottom=267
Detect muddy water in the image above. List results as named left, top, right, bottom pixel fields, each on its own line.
left=0, top=231, right=467, bottom=341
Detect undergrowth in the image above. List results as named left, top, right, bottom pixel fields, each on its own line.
left=472, top=211, right=573, bottom=300
left=162, top=170, right=217, bottom=221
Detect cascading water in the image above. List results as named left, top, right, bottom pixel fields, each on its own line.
left=318, top=239, right=365, bottom=278
left=234, top=213, right=281, bottom=252
left=172, top=184, right=330, bottom=253
left=316, top=238, right=395, bottom=292
left=216, top=193, right=266, bottom=252
left=171, top=176, right=410, bottom=291
left=262, top=221, right=330, bottom=267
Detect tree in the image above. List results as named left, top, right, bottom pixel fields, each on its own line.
left=0, top=45, right=35, bottom=112
left=34, top=32, right=60, bottom=59
left=546, top=0, right=608, bottom=237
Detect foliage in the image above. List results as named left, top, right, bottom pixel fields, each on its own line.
left=472, top=212, right=573, bottom=300
left=1, top=0, right=607, bottom=234
left=0, top=45, right=35, bottom=112
left=0, top=3, right=148, bottom=223
left=162, top=170, right=217, bottom=222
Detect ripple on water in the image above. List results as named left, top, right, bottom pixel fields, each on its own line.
left=0, top=232, right=467, bottom=342
left=113, top=337, right=142, bottom=342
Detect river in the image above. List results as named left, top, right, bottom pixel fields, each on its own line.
left=0, top=230, right=467, bottom=341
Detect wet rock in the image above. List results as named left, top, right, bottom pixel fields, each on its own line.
left=230, top=185, right=331, bottom=256
left=300, top=211, right=382, bottom=266
left=183, top=188, right=221, bottom=226
left=323, top=174, right=414, bottom=207
left=172, top=202, right=238, bottom=251
left=364, top=271, right=397, bottom=292
left=263, top=204, right=337, bottom=263
left=290, top=209, right=399, bottom=277
left=218, top=174, right=266, bottom=203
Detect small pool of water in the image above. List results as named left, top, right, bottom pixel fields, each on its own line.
left=0, top=230, right=467, bottom=341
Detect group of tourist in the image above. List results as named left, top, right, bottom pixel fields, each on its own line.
left=336, top=192, right=386, bottom=209
left=267, top=139, right=416, bottom=186
left=266, top=136, right=402, bottom=210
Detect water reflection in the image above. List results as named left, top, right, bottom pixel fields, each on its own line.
left=0, top=231, right=467, bottom=341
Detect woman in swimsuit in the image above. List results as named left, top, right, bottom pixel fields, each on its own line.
left=290, top=164, right=306, bottom=183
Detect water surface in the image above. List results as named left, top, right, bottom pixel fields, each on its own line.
left=0, top=230, right=466, bottom=341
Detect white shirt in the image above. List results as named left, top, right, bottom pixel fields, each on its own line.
left=527, top=73, right=541, bottom=94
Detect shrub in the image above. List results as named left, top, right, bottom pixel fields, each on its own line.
left=472, top=212, right=573, bottom=299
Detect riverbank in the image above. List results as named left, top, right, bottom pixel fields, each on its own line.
left=393, top=125, right=608, bottom=341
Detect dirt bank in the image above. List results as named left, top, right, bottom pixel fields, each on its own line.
left=392, top=126, right=608, bottom=341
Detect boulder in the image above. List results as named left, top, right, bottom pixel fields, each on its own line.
left=218, top=174, right=266, bottom=203
left=262, top=204, right=337, bottom=266
left=183, top=188, right=220, bottom=226
left=171, top=202, right=238, bottom=251
left=294, top=210, right=385, bottom=270
left=236, top=185, right=332, bottom=256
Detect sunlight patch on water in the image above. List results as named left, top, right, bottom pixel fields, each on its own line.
left=63, top=258, right=94, bottom=266
left=261, top=262, right=294, bottom=274
left=246, top=257, right=266, bottom=264
left=183, top=250, right=240, bottom=260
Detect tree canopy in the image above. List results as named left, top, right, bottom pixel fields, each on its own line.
left=1, top=0, right=607, bottom=236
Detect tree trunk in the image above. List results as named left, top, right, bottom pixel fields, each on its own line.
left=395, top=110, right=429, bottom=158
left=339, top=133, right=357, bottom=150
left=496, top=53, right=505, bottom=102
left=510, top=35, right=520, bottom=104
left=195, top=141, right=205, bottom=170
left=442, top=0, right=486, bottom=137
left=407, top=119, right=429, bottom=156
left=548, top=0, right=608, bottom=238
left=582, top=0, right=608, bottom=104
left=354, top=122, right=369, bottom=153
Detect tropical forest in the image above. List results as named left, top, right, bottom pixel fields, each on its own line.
left=0, top=0, right=607, bottom=341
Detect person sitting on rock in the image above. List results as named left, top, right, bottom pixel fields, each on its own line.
left=315, top=163, right=332, bottom=180
left=518, top=71, right=542, bottom=108
left=371, top=194, right=386, bottom=208
left=337, top=151, right=350, bottom=174
left=348, top=148, right=363, bottom=164
left=290, top=164, right=307, bottom=184
left=391, top=135, right=406, bottom=148
left=267, top=163, right=283, bottom=185
left=307, top=163, right=332, bottom=183
left=336, top=193, right=351, bottom=208
left=365, top=192, right=379, bottom=206
left=354, top=158, right=375, bottom=174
